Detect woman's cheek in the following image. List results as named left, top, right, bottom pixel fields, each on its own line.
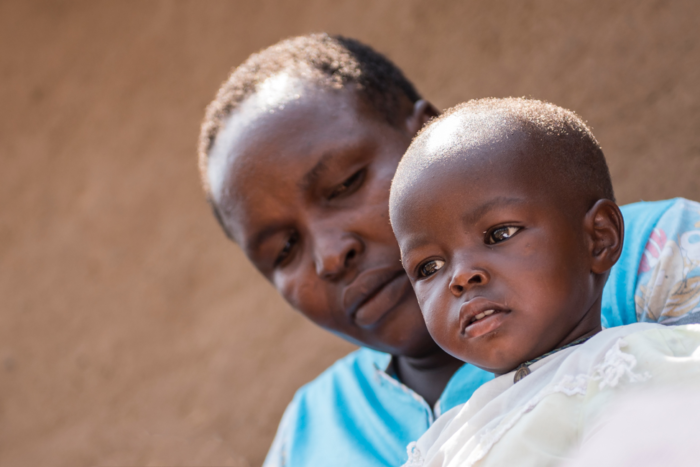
left=276, top=272, right=328, bottom=321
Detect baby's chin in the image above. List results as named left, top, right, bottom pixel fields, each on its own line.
left=464, top=361, right=522, bottom=376
left=446, top=343, right=527, bottom=375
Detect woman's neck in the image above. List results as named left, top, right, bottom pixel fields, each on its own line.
left=393, top=348, right=464, bottom=408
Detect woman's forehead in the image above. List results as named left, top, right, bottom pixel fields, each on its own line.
left=209, top=92, right=349, bottom=196
left=208, top=84, right=393, bottom=198
left=209, top=94, right=394, bottom=245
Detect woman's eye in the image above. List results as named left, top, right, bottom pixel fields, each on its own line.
left=487, top=226, right=521, bottom=245
left=418, top=259, right=445, bottom=278
left=328, top=169, right=365, bottom=200
left=274, top=232, right=298, bottom=267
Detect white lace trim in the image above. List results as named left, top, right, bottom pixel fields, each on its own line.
left=456, top=338, right=650, bottom=467
left=590, top=338, right=651, bottom=389
left=405, top=441, right=424, bottom=467
left=552, top=374, right=589, bottom=396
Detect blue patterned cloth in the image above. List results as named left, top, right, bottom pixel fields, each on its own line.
left=264, top=198, right=696, bottom=467
left=634, top=198, right=700, bottom=324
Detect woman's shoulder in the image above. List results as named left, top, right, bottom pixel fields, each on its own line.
left=293, top=347, right=388, bottom=399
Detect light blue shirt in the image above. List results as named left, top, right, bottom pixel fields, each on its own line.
left=264, top=199, right=688, bottom=467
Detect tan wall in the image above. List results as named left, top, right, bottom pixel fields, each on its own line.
left=2, top=1, right=699, bottom=465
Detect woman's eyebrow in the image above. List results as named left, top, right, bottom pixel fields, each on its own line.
left=297, top=152, right=334, bottom=192
left=247, top=222, right=289, bottom=254
left=462, top=197, right=524, bottom=226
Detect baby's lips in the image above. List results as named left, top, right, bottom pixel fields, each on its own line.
left=463, top=310, right=509, bottom=339
left=458, top=298, right=508, bottom=333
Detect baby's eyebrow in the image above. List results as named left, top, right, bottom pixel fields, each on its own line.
left=462, top=197, right=524, bottom=226
left=400, top=235, right=432, bottom=257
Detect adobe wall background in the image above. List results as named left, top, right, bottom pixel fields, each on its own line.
left=1, top=1, right=698, bottom=465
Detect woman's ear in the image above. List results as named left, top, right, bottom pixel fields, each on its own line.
left=406, top=99, right=440, bottom=136
left=585, top=199, right=624, bottom=275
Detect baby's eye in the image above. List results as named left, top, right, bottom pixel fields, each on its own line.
left=486, top=226, right=521, bottom=245
left=418, top=259, right=445, bottom=278
left=328, top=169, right=366, bottom=200
left=274, top=231, right=299, bottom=267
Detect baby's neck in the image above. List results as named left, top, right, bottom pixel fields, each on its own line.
left=551, top=315, right=604, bottom=354
left=511, top=326, right=602, bottom=382
left=531, top=328, right=602, bottom=364
left=498, top=301, right=604, bottom=377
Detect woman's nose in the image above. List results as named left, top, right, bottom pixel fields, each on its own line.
left=314, top=233, right=363, bottom=280
left=449, top=267, right=489, bottom=297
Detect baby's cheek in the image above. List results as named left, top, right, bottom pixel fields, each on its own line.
left=413, top=283, right=437, bottom=316
left=422, top=311, right=442, bottom=340
left=413, top=286, right=427, bottom=311
left=420, top=291, right=452, bottom=338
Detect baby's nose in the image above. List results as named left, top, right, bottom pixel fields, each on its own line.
left=449, top=268, right=489, bottom=296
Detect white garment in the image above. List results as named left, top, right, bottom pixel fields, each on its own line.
left=403, top=323, right=700, bottom=467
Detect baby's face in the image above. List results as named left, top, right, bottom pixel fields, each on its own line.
left=392, top=139, right=601, bottom=374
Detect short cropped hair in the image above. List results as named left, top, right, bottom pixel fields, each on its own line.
left=393, top=97, right=615, bottom=208
left=198, top=33, right=422, bottom=194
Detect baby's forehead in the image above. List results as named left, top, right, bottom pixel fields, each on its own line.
left=392, top=115, right=530, bottom=199
left=404, top=98, right=591, bottom=171
left=406, top=115, right=534, bottom=183
left=419, top=112, right=518, bottom=157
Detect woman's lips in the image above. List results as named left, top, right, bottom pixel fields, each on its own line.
left=342, top=268, right=412, bottom=328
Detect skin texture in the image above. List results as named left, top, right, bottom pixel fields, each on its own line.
left=207, top=75, right=462, bottom=405
left=391, top=131, right=624, bottom=374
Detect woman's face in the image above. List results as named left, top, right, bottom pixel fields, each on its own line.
left=206, top=77, right=439, bottom=357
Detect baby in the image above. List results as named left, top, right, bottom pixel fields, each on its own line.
left=389, top=98, right=700, bottom=467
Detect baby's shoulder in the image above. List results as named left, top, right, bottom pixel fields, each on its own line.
left=560, top=323, right=700, bottom=395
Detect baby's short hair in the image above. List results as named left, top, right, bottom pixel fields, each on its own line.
left=198, top=33, right=421, bottom=191
left=393, top=97, right=614, bottom=208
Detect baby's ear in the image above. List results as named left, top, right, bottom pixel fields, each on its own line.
left=585, top=199, right=624, bottom=274
left=406, top=100, right=440, bottom=136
